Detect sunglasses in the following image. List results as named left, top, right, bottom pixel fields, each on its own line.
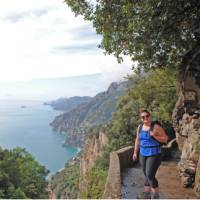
left=141, top=114, right=150, bottom=119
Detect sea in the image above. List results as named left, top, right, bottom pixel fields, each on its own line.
left=0, top=99, right=79, bottom=178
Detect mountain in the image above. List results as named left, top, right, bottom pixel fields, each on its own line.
left=44, top=96, right=92, bottom=112
left=50, top=81, right=131, bottom=147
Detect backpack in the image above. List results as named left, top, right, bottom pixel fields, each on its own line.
left=138, top=120, right=176, bottom=146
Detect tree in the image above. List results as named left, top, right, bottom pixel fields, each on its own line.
left=65, top=0, right=200, bottom=71
left=0, top=147, right=49, bottom=199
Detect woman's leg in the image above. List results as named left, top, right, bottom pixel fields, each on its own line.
left=139, top=154, right=151, bottom=198
left=139, top=154, right=150, bottom=190
left=145, top=154, right=162, bottom=198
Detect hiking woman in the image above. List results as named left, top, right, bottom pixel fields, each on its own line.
left=132, top=109, right=169, bottom=199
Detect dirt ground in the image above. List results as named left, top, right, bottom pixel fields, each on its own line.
left=121, top=160, right=198, bottom=199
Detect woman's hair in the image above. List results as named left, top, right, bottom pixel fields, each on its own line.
left=139, top=109, right=150, bottom=116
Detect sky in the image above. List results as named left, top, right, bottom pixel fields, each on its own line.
left=0, top=0, right=132, bottom=100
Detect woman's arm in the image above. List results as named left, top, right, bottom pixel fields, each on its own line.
left=150, top=124, right=169, bottom=144
left=133, top=126, right=140, bottom=160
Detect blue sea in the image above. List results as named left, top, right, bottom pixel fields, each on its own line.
left=0, top=99, right=79, bottom=177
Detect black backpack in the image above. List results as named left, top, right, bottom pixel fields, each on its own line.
left=138, top=120, right=176, bottom=146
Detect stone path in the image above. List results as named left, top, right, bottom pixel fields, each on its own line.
left=121, top=161, right=198, bottom=199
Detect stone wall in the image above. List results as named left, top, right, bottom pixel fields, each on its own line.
left=103, top=146, right=134, bottom=199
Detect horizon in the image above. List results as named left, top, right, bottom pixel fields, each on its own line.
left=0, top=73, right=128, bottom=101
left=0, top=0, right=132, bottom=101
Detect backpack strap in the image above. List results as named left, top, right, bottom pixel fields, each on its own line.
left=138, top=124, right=143, bottom=134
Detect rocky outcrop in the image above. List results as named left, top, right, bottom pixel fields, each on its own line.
left=172, top=50, right=200, bottom=196
left=51, top=81, right=131, bottom=147
left=79, top=131, right=108, bottom=196
left=179, top=159, right=197, bottom=187
left=80, top=131, right=108, bottom=177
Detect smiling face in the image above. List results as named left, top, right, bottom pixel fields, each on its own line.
left=140, top=111, right=151, bottom=125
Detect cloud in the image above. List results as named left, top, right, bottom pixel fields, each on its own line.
left=0, top=0, right=132, bottom=86
left=4, top=9, right=49, bottom=23
left=71, top=25, right=101, bottom=40
left=53, top=43, right=99, bottom=54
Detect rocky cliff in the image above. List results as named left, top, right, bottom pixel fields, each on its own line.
left=50, top=81, right=130, bottom=147
left=79, top=131, right=108, bottom=196
left=49, top=130, right=108, bottom=199
left=80, top=131, right=108, bottom=177
left=172, top=54, right=200, bottom=196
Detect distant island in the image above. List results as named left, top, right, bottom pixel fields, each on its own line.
left=20, top=105, right=26, bottom=108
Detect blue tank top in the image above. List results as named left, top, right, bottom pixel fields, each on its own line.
left=139, top=125, right=161, bottom=156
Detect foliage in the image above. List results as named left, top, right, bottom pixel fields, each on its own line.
left=0, top=147, right=49, bottom=199
left=86, top=124, right=104, bottom=139
left=50, top=158, right=80, bottom=199
left=79, top=164, right=107, bottom=199
left=65, top=0, right=200, bottom=71
left=107, top=68, right=178, bottom=150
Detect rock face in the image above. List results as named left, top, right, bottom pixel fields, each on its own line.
left=50, top=81, right=130, bottom=147
left=172, top=52, right=200, bottom=196
left=79, top=131, right=108, bottom=196
left=80, top=131, right=108, bottom=177
left=178, top=159, right=197, bottom=187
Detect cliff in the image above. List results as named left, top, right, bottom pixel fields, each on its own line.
left=50, top=81, right=130, bottom=147
left=49, top=130, right=108, bottom=199
left=49, top=156, right=80, bottom=199
left=172, top=60, right=200, bottom=195
left=79, top=131, right=109, bottom=196
left=80, top=131, right=108, bottom=177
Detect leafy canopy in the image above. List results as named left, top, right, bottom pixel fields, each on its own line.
left=65, top=0, right=200, bottom=70
left=0, top=147, right=49, bottom=199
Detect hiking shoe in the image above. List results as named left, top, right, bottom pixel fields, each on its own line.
left=151, top=192, right=160, bottom=199
left=136, top=191, right=151, bottom=199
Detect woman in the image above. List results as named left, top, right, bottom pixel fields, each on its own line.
left=132, top=109, right=169, bottom=199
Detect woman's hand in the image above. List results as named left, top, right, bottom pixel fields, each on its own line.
left=150, top=130, right=158, bottom=137
left=132, top=153, right=138, bottom=161
left=150, top=125, right=169, bottom=144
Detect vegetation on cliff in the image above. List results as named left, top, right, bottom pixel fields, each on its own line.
left=79, top=161, right=108, bottom=199
left=0, top=147, right=49, bottom=199
left=50, top=158, right=80, bottom=199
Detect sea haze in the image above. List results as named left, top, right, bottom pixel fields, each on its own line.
left=0, top=73, right=106, bottom=101
left=0, top=99, right=78, bottom=177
